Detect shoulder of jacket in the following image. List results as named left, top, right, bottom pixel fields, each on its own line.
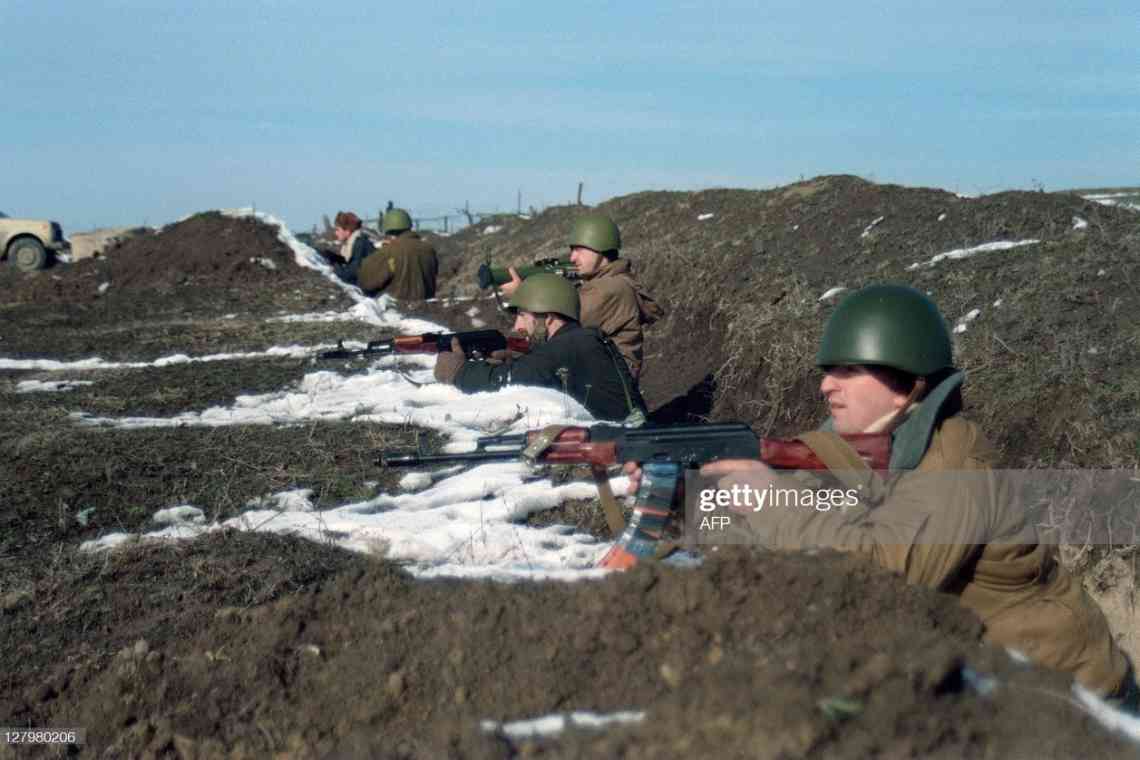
left=927, top=416, right=998, bottom=469
left=582, top=274, right=637, bottom=300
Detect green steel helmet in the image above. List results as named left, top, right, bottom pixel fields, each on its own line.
left=568, top=211, right=621, bottom=253
left=816, top=284, right=954, bottom=376
left=508, top=273, right=581, bottom=321
left=382, top=208, right=413, bottom=234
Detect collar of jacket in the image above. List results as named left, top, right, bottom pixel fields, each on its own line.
left=581, top=257, right=630, bottom=281
left=546, top=321, right=583, bottom=341
left=819, top=370, right=965, bottom=471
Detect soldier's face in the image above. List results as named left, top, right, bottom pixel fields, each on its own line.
left=513, top=311, right=538, bottom=337
left=570, top=246, right=604, bottom=275
left=820, top=365, right=909, bottom=434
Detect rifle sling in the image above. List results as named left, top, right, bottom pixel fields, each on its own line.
left=591, top=465, right=626, bottom=535
left=793, top=431, right=883, bottom=499
left=522, top=426, right=627, bottom=535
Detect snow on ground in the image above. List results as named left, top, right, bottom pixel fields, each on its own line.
left=860, top=216, right=885, bottom=237
left=1083, top=192, right=1140, bottom=212
left=62, top=209, right=625, bottom=580
left=906, top=239, right=1040, bottom=271
left=481, top=710, right=646, bottom=739
left=16, top=379, right=95, bottom=392
left=1, top=345, right=325, bottom=372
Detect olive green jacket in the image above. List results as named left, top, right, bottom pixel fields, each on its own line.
left=357, top=231, right=438, bottom=300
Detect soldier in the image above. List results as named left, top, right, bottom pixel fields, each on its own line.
left=330, top=211, right=374, bottom=286
left=357, top=208, right=439, bottom=300
left=625, top=284, right=1137, bottom=707
left=433, top=273, right=647, bottom=424
left=500, top=212, right=662, bottom=379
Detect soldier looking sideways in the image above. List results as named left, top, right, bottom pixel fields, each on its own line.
left=624, top=283, right=1138, bottom=708
left=330, top=211, right=374, bottom=287
left=499, top=212, right=662, bottom=379
left=434, top=274, right=647, bottom=424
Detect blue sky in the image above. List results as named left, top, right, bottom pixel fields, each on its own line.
left=4, top=0, right=1138, bottom=234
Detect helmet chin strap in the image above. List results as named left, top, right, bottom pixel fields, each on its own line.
left=864, top=377, right=927, bottom=434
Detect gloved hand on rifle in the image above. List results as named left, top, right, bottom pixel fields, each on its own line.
left=433, top=338, right=467, bottom=384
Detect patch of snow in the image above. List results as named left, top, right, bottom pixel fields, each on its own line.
left=152, top=506, right=206, bottom=526
left=953, top=308, right=981, bottom=334
left=16, top=379, right=94, bottom=393
left=938, top=213, right=947, bottom=222
left=269, top=310, right=371, bottom=324
left=1072, top=216, right=1088, bottom=230
left=470, top=318, right=487, bottom=328
left=481, top=710, right=646, bottom=739
left=818, top=287, right=847, bottom=302
left=98, top=282, right=110, bottom=294
left=993, top=299, right=1003, bottom=308
left=697, top=213, right=715, bottom=221
left=860, top=216, right=885, bottom=238
left=1081, top=194, right=1140, bottom=213
left=906, top=240, right=1040, bottom=271
left=398, top=472, right=434, bottom=492
left=246, top=489, right=317, bottom=513
left=1, top=344, right=328, bottom=372
left=483, top=225, right=503, bottom=235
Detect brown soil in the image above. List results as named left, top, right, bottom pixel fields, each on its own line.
left=1, top=186, right=1138, bottom=757
left=5, top=541, right=1131, bottom=759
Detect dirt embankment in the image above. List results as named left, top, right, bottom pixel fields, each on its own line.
left=1, top=182, right=1138, bottom=758
left=425, top=176, right=1140, bottom=472
left=5, top=537, right=1133, bottom=759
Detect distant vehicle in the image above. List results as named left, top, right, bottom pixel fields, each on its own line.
left=0, top=213, right=70, bottom=271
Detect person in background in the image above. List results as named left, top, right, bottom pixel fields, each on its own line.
left=330, top=211, right=373, bottom=286
left=499, top=211, right=662, bottom=379
left=356, top=208, right=439, bottom=300
left=434, top=273, right=646, bottom=424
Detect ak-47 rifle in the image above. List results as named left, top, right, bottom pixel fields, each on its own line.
left=379, top=422, right=890, bottom=570
left=476, top=257, right=581, bottom=290
left=317, top=328, right=530, bottom=361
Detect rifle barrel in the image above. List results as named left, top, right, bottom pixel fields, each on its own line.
left=379, top=449, right=522, bottom=467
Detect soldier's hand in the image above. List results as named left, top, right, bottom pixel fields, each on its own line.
left=486, top=348, right=524, bottom=366
left=701, top=460, right=777, bottom=515
left=499, top=266, right=524, bottom=297
left=433, top=337, right=467, bottom=384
